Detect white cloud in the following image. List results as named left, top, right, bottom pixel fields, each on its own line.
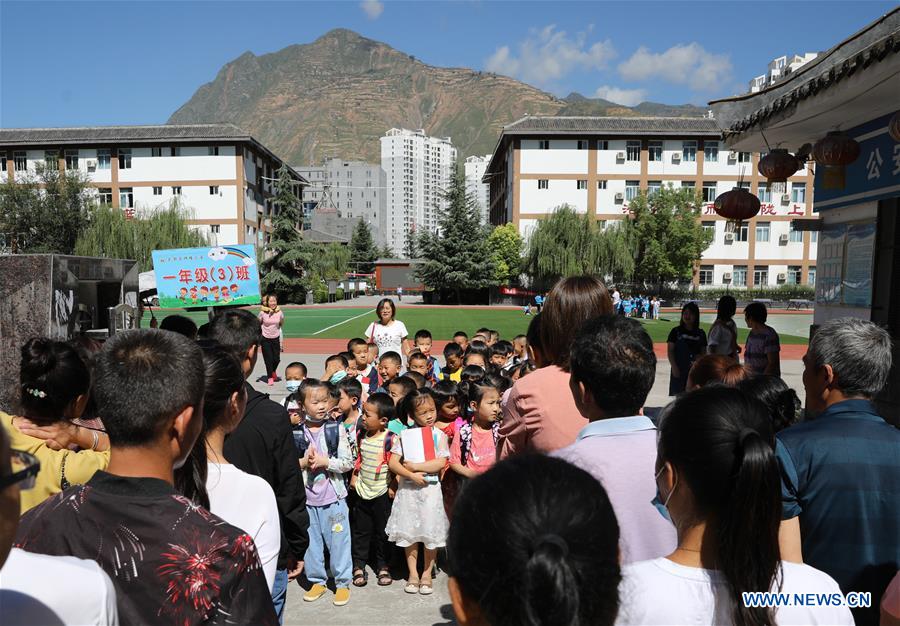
left=618, top=43, right=732, bottom=92
left=360, top=0, right=384, bottom=20
left=594, top=85, right=647, bottom=107
left=484, top=25, right=616, bottom=86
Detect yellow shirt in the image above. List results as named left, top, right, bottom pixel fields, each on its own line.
left=355, top=430, right=391, bottom=500
left=1, top=412, right=110, bottom=514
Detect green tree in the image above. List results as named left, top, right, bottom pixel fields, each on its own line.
left=622, top=186, right=712, bottom=289
left=523, top=205, right=633, bottom=287
left=416, top=170, right=496, bottom=303
left=0, top=164, right=92, bottom=254
left=377, top=244, right=396, bottom=259
left=260, top=165, right=313, bottom=303
left=488, top=223, right=524, bottom=285
left=74, top=200, right=208, bottom=272
left=349, top=219, right=378, bottom=273
left=403, top=224, right=418, bottom=259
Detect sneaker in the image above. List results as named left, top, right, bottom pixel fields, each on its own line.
left=333, top=587, right=351, bottom=606
left=303, top=584, right=327, bottom=602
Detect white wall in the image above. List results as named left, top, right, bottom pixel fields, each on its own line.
left=118, top=146, right=236, bottom=182
left=519, top=179, right=588, bottom=214
left=520, top=139, right=588, bottom=174
left=596, top=140, right=641, bottom=175
left=647, top=140, right=700, bottom=177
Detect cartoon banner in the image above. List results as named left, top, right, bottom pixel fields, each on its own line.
left=151, top=245, right=260, bottom=308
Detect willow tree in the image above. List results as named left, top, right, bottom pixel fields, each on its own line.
left=523, top=205, right=633, bottom=287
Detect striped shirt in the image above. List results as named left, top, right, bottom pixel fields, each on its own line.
left=356, top=431, right=391, bottom=500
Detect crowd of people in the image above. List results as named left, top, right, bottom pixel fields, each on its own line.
left=1, top=276, right=898, bottom=626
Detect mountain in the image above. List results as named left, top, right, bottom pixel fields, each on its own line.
left=169, top=29, right=706, bottom=165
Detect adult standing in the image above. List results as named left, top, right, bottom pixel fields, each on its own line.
left=743, top=302, right=780, bottom=376
left=707, top=295, right=739, bottom=360
left=666, top=302, right=707, bottom=395
left=776, top=318, right=899, bottom=626
left=396, top=286, right=403, bottom=302
left=364, top=299, right=411, bottom=358
left=498, top=276, right=612, bottom=459
left=259, top=294, right=285, bottom=386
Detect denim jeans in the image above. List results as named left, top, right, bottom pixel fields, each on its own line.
left=304, top=499, right=353, bottom=588
left=271, top=567, right=288, bottom=624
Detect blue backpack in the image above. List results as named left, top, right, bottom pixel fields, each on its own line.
left=292, top=420, right=342, bottom=459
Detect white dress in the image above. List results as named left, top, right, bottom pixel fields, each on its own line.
left=384, top=427, right=450, bottom=549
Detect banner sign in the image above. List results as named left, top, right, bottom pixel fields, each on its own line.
left=151, top=245, right=260, bottom=308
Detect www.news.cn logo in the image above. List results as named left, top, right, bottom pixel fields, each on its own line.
left=742, top=592, right=872, bottom=608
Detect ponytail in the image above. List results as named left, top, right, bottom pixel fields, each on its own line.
left=522, top=534, right=580, bottom=625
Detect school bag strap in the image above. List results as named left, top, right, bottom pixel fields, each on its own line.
left=354, top=429, right=395, bottom=473
left=292, top=421, right=341, bottom=459
left=458, top=421, right=501, bottom=467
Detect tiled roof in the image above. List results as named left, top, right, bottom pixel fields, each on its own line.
left=503, top=116, right=719, bottom=134
left=300, top=229, right=349, bottom=244
left=0, top=123, right=251, bottom=144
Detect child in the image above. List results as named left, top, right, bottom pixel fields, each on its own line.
left=292, top=379, right=355, bottom=606
left=490, top=341, right=514, bottom=370
left=385, top=376, right=417, bottom=433
left=461, top=364, right=487, bottom=383
left=441, top=342, right=464, bottom=382
left=350, top=392, right=396, bottom=588
left=403, top=370, right=427, bottom=390
left=283, top=361, right=308, bottom=424
left=487, top=330, right=500, bottom=346
left=324, top=354, right=349, bottom=384
left=431, top=380, right=465, bottom=441
left=348, top=338, right=379, bottom=396
left=452, top=331, right=469, bottom=353
left=384, top=389, right=450, bottom=595
left=667, top=301, right=708, bottom=396
left=512, top=335, right=528, bottom=365
left=407, top=352, right=438, bottom=386
left=340, top=351, right=359, bottom=380
left=463, top=352, right=486, bottom=370
left=412, top=330, right=442, bottom=382
left=335, top=377, right=363, bottom=457
left=450, top=376, right=503, bottom=482
left=375, top=351, right=402, bottom=393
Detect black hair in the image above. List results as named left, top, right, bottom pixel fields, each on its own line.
left=197, top=322, right=211, bottom=339
left=569, top=316, right=656, bottom=417
left=466, top=340, right=491, bottom=360
left=679, top=301, right=701, bottom=330
left=488, top=329, right=500, bottom=340
left=363, top=392, right=395, bottom=423
left=387, top=375, right=417, bottom=398
left=443, top=342, right=463, bottom=359
left=431, top=380, right=462, bottom=414
left=397, top=387, right=435, bottom=427
left=285, top=361, right=307, bottom=377
left=336, top=377, right=363, bottom=404
left=658, top=386, right=781, bottom=626
left=717, top=295, right=737, bottom=321
left=327, top=382, right=341, bottom=403
left=19, top=337, right=91, bottom=422
left=93, top=329, right=204, bottom=446
left=515, top=360, right=537, bottom=379
left=67, top=335, right=103, bottom=421
left=208, top=309, right=261, bottom=368
left=453, top=331, right=468, bottom=340
left=379, top=351, right=402, bottom=366
left=461, top=364, right=487, bottom=383
left=526, top=313, right=543, bottom=355
left=736, top=375, right=801, bottom=433
left=159, top=314, right=198, bottom=339
left=413, top=329, right=432, bottom=341
left=297, top=378, right=329, bottom=405
left=513, top=334, right=527, bottom=342
left=744, top=301, right=768, bottom=324
left=476, top=327, right=491, bottom=335
left=492, top=340, right=514, bottom=357
left=339, top=351, right=354, bottom=365
left=459, top=372, right=507, bottom=416
left=326, top=354, right=349, bottom=368
left=448, top=455, right=620, bottom=626
left=347, top=337, right=368, bottom=351
left=375, top=298, right=396, bottom=321
left=407, top=351, right=428, bottom=364
left=404, top=370, right=427, bottom=388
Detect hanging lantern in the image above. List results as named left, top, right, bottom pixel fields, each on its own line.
left=758, top=148, right=800, bottom=183
left=813, top=131, right=860, bottom=166
left=714, top=186, right=760, bottom=231
left=889, top=111, right=900, bottom=142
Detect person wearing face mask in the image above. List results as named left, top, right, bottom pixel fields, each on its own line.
left=616, top=386, right=852, bottom=626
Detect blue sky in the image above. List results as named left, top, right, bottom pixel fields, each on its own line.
left=1, top=1, right=895, bottom=128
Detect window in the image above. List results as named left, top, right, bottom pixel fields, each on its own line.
left=704, top=141, right=719, bottom=162
left=811, top=230, right=818, bottom=243
left=789, top=222, right=803, bottom=242
left=172, top=186, right=182, bottom=195
left=626, top=141, right=641, bottom=162
left=537, top=179, right=549, bottom=190
left=576, top=180, right=587, bottom=190
left=118, top=149, right=132, bottom=169
left=682, top=181, right=696, bottom=189
left=735, top=223, right=749, bottom=242
left=65, top=150, right=78, bottom=170
left=683, top=141, right=697, bottom=162
left=738, top=152, right=752, bottom=163
left=119, top=188, right=133, bottom=208
left=702, top=221, right=715, bottom=236
left=171, top=147, right=181, bottom=157
left=648, top=181, right=662, bottom=195
left=702, top=182, right=717, bottom=203
left=753, top=266, right=769, bottom=286
left=0, top=154, right=5, bottom=173
left=152, top=186, right=162, bottom=195
left=210, top=225, right=220, bottom=234
left=209, top=186, right=219, bottom=195
left=98, top=188, right=113, bottom=204
left=598, top=180, right=608, bottom=190
left=598, top=140, right=609, bottom=150
left=14, top=151, right=27, bottom=171
left=808, top=267, right=816, bottom=286
left=45, top=151, right=59, bottom=170
left=538, top=140, right=550, bottom=150
left=152, top=147, right=163, bottom=157
left=757, top=183, right=770, bottom=202
left=625, top=180, right=640, bottom=201
left=733, top=265, right=748, bottom=286
left=208, top=146, right=219, bottom=156
left=756, top=222, right=770, bottom=242
left=577, top=140, right=588, bottom=150
left=648, top=141, right=662, bottom=162
left=792, top=182, right=806, bottom=203
left=738, top=181, right=751, bottom=190
left=787, top=265, right=802, bottom=285
left=699, top=265, right=714, bottom=286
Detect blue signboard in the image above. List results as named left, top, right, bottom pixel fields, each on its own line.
left=151, top=245, right=261, bottom=308
left=814, top=112, right=900, bottom=211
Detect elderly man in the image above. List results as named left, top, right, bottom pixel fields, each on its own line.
left=777, top=318, right=899, bottom=626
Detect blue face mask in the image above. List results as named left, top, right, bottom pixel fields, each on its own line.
left=285, top=380, right=301, bottom=394
left=330, top=370, right=348, bottom=384
left=651, top=465, right=676, bottom=523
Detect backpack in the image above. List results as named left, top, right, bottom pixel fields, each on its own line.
left=292, top=420, right=341, bottom=459
left=354, top=424, right=396, bottom=474
left=457, top=421, right=500, bottom=467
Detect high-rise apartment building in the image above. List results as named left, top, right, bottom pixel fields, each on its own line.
left=749, top=53, right=818, bottom=93
left=484, top=116, right=817, bottom=289
left=464, top=155, right=492, bottom=224
left=380, top=128, right=457, bottom=255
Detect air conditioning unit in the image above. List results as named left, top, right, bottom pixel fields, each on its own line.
left=672, top=153, right=682, bottom=162
left=779, top=234, right=790, bottom=243
left=86, top=160, right=97, bottom=172
left=777, top=273, right=787, bottom=281
left=723, top=272, right=733, bottom=281
left=614, top=192, right=624, bottom=202
left=616, top=152, right=626, bottom=160
left=781, top=194, right=791, bottom=203
left=724, top=232, right=735, bottom=242
left=727, top=151, right=737, bottom=161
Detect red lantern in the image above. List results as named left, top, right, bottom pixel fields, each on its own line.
left=714, top=187, right=761, bottom=222
left=758, top=149, right=800, bottom=183
left=813, top=131, right=860, bottom=166
left=889, top=111, right=900, bottom=143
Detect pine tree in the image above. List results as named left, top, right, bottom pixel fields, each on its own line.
left=403, top=224, right=418, bottom=259
left=349, top=219, right=378, bottom=274
left=416, top=169, right=496, bottom=303
left=260, top=165, right=313, bottom=303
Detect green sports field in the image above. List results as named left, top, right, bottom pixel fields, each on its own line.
left=144, top=307, right=809, bottom=344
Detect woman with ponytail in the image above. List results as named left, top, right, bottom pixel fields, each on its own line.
left=616, top=386, right=852, bottom=625
left=448, top=454, right=620, bottom=626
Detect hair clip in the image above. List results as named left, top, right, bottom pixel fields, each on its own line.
left=26, top=388, right=47, bottom=399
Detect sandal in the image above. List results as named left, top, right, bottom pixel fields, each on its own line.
left=419, top=580, right=433, bottom=595
left=377, top=568, right=393, bottom=586
left=352, top=568, right=368, bottom=587
left=404, top=581, right=420, bottom=594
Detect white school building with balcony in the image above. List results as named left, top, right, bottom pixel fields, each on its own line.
left=483, top=116, right=818, bottom=289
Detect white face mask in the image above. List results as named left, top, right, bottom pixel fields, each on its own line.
left=285, top=380, right=301, bottom=394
